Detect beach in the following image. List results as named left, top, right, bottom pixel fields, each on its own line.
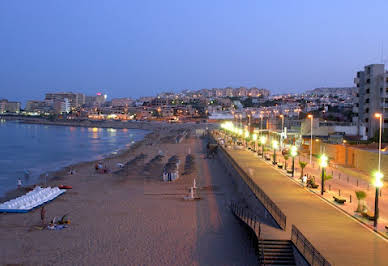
left=0, top=123, right=258, bottom=265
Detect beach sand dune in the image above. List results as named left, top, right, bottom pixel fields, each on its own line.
left=0, top=126, right=258, bottom=265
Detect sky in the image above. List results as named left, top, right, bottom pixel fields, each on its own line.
left=1, top=0, right=388, bottom=104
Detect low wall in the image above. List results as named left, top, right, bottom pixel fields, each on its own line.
left=311, top=142, right=388, bottom=180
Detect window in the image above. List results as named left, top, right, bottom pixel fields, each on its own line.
left=365, top=118, right=369, bottom=123
left=366, top=89, right=370, bottom=94
left=356, top=93, right=359, bottom=97
left=366, top=127, right=369, bottom=133
left=365, top=108, right=369, bottom=113
left=366, top=79, right=370, bottom=84
left=365, top=98, right=369, bottom=103
left=384, top=119, right=388, bottom=124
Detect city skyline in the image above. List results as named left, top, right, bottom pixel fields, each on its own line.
left=1, top=1, right=387, bottom=103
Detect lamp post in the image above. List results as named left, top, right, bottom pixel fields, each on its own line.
left=260, top=114, right=263, bottom=136
left=320, top=154, right=328, bottom=195
left=244, top=130, right=250, bottom=148
left=247, top=114, right=251, bottom=132
left=272, top=140, right=279, bottom=165
left=374, top=113, right=383, bottom=229
left=307, top=114, right=313, bottom=164
left=373, top=171, right=384, bottom=228
left=252, top=133, right=258, bottom=152
left=290, top=146, right=298, bottom=177
left=260, top=136, right=267, bottom=158
left=280, top=114, right=284, bottom=133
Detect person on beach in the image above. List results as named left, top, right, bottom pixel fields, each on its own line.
left=17, top=178, right=22, bottom=189
left=41, top=206, right=46, bottom=226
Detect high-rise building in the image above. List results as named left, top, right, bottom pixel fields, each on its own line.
left=53, top=98, right=70, bottom=114
left=354, top=64, right=388, bottom=138
left=0, top=99, right=20, bottom=113
left=45, top=92, right=78, bottom=108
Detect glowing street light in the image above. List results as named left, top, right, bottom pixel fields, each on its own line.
left=252, top=133, right=258, bottom=152
left=374, top=112, right=383, bottom=229
left=260, top=135, right=267, bottom=158
left=320, top=154, right=328, bottom=195
left=290, top=145, right=298, bottom=177
left=307, top=114, right=313, bottom=164
left=272, top=140, right=279, bottom=165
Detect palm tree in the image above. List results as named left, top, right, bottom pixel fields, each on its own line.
left=299, top=161, right=307, bottom=178
left=324, top=174, right=333, bottom=181
left=355, top=191, right=367, bottom=212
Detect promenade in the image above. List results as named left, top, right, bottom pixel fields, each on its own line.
left=225, top=146, right=388, bottom=266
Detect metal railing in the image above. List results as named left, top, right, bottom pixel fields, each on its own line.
left=291, top=225, right=331, bottom=266
left=230, top=201, right=263, bottom=265
left=218, top=144, right=287, bottom=230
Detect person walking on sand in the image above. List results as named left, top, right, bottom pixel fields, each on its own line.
left=17, top=178, right=22, bottom=189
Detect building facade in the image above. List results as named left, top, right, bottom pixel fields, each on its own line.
left=354, top=64, right=388, bottom=138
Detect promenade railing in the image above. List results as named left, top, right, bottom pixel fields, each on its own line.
left=217, top=143, right=287, bottom=230
left=230, top=201, right=263, bottom=265
left=291, top=225, right=332, bottom=266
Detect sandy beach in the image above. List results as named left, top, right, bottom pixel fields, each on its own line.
left=0, top=123, right=259, bottom=265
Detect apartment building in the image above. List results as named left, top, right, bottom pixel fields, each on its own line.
left=354, top=64, right=388, bottom=138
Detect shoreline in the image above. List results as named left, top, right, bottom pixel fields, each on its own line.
left=0, top=124, right=155, bottom=203
left=0, top=115, right=171, bottom=131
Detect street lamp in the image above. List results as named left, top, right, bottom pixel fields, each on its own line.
left=260, top=136, right=267, bottom=158
left=272, top=140, right=279, bottom=165
left=307, top=114, right=313, bottom=164
left=260, top=114, right=263, bottom=136
left=375, top=113, right=383, bottom=173
left=280, top=114, right=284, bottom=133
left=247, top=114, right=251, bottom=132
left=373, top=171, right=384, bottom=228
left=290, top=146, right=298, bottom=177
left=373, top=112, right=383, bottom=229
left=252, top=133, right=258, bottom=152
left=320, top=154, right=328, bottom=195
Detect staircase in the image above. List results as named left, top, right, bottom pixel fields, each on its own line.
left=258, top=239, right=296, bottom=265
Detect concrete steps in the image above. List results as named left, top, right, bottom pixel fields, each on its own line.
left=259, top=239, right=296, bottom=265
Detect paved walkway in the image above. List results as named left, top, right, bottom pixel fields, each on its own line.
left=225, top=147, right=388, bottom=266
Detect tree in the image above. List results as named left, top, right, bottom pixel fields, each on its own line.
left=355, top=191, right=367, bottom=212
left=324, top=174, right=333, bottom=181
left=299, top=161, right=307, bottom=178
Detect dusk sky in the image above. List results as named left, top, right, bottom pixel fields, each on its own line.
left=1, top=0, right=387, bottom=104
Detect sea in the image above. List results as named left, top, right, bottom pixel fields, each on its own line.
left=0, top=120, right=149, bottom=197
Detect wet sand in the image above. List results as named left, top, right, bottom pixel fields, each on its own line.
left=0, top=125, right=258, bottom=265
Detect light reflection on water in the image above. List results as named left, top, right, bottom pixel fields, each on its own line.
left=0, top=121, right=148, bottom=197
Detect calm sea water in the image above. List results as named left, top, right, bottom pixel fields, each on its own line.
left=0, top=120, right=148, bottom=197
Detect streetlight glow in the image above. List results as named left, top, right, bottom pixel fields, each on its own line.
left=374, top=171, right=384, bottom=188
left=320, top=154, right=328, bottom=168
left=260, top=136, right=267, bottom=145
left=272, top=140, right=279, bottom=150
left=252, top=133, right=257, bottom=141
left=290, top=146, right=298, bottom=157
